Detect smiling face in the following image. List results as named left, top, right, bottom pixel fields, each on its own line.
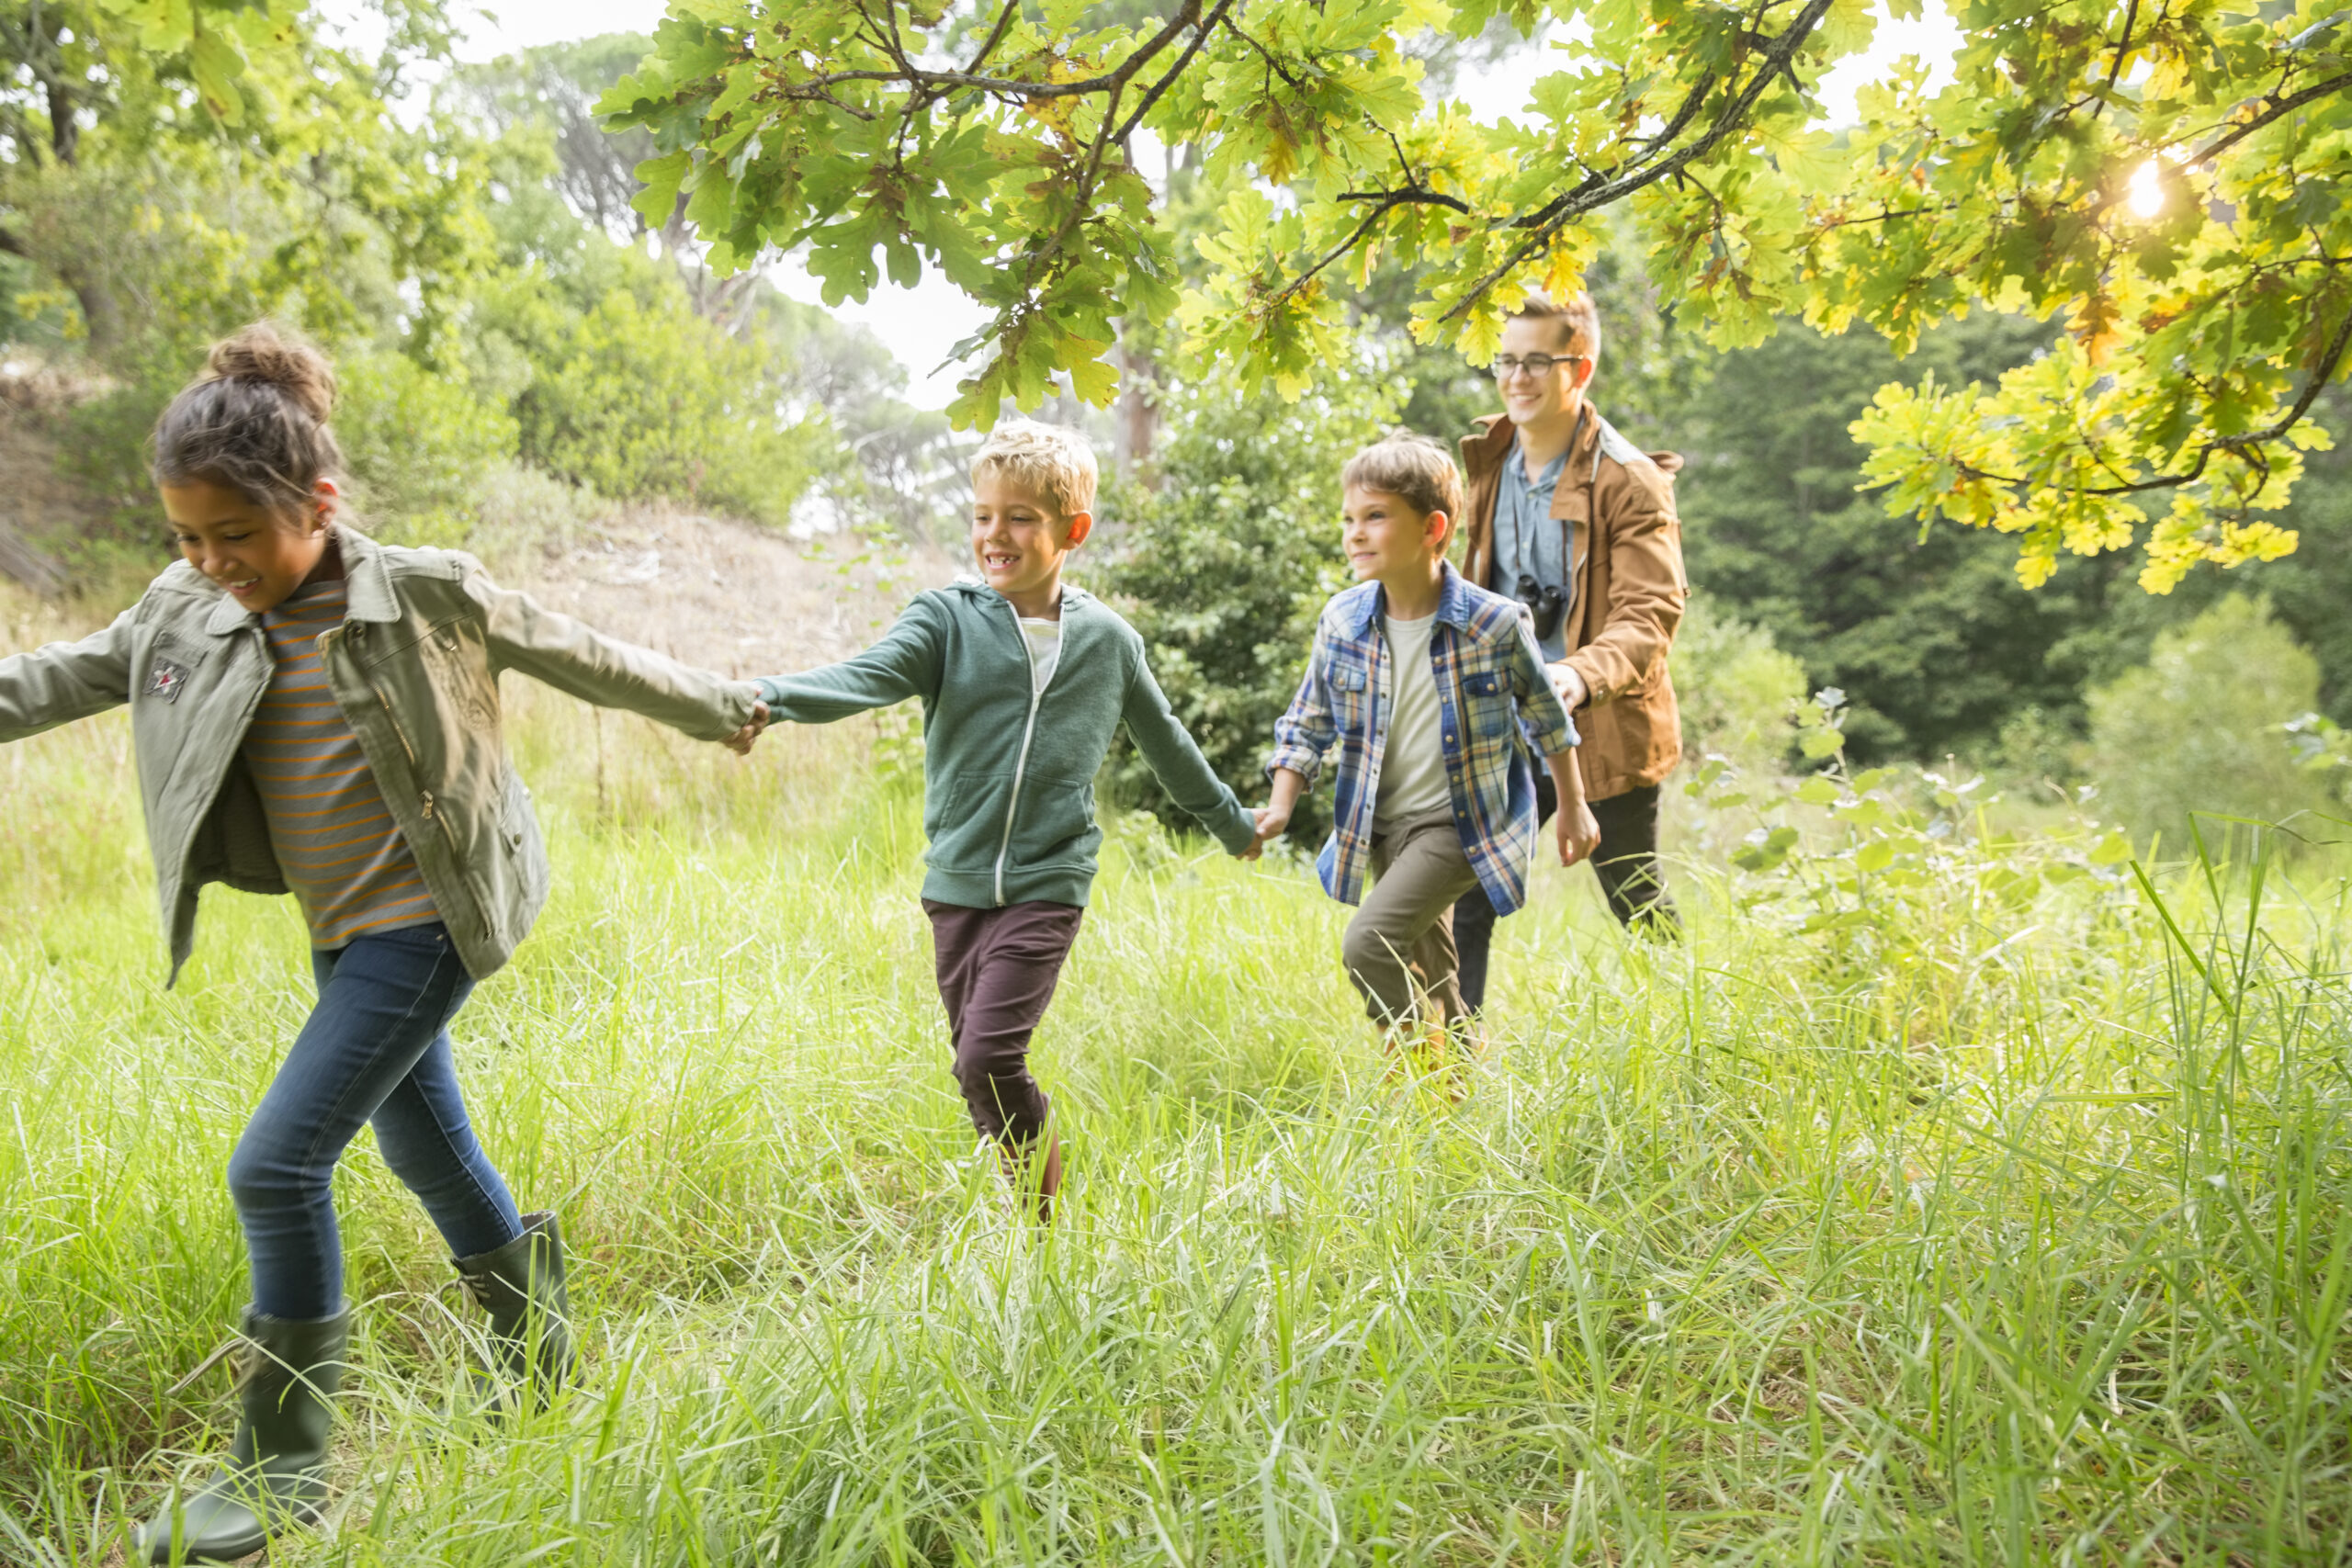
left=970, top=472, right=1091, bottom=619
left=1341, top=485, right=1449, bottom=589
left=163, top=477, right=336, bottom=615
left=1496, top=314, right=1596, bottom=435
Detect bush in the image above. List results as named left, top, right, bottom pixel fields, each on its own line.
left=337, top=350, right=521, bottom=546
left=1091, top=367, right=1398, bottom=842
left=2086, top=594, right=2335, bottom=851
left=1671, top=595, right=1805, bottom=778
left=492, top=258, right=834, bottom=528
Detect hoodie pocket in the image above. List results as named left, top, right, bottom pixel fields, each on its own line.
left=1016, top=777, right=1100, bottom=868
left=925, top=773, right=1013, bottom=872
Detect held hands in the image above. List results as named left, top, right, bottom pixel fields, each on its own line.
left=1546, top=660, right=1589, bottom=711
left=1242, top=802, right=1292, bottom=861
left=1557, top=800, right=1601, bottom=866
left=721, top=699, right=771, bottom=756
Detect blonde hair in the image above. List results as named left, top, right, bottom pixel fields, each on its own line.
left=1512, top=290, right=1601, bottom=359
left=971, top=420, right=1099, bottom=519
left=1341, top=432, right=1464, bottom=525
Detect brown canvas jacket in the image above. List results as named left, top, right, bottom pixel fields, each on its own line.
left=1458, top=405, right=1689, bottom=801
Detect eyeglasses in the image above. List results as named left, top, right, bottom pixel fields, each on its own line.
left=1491, top=353, right=1585, bottom=381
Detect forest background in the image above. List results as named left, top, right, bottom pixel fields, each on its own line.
left=1, top=0, right=2347, bottom=847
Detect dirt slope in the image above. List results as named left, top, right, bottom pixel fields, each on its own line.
left=497, top=508, right=959, bottom=681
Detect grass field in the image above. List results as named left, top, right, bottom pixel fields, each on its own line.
left=1, top=666, right=2348, bottom=1563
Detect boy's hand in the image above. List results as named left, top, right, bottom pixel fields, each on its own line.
left=1546, top=660, right=1589, bottom=711
left=1243, top=803, right=1292, bottom=860
left=722, top=700, right=771, bottom=756
left=1557, top=801, right=1601, bottom=866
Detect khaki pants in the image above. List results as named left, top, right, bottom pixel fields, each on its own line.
left=1342, top=806, right=1486, bottom=1032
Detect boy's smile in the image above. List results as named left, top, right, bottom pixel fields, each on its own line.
left=971, top=473, right=1092, bottom=620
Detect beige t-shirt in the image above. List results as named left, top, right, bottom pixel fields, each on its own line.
left=1374, top=611, right=1451, bottom=829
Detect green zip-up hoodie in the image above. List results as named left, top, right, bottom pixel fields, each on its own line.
left=757, top=579, right=1255, bottom=908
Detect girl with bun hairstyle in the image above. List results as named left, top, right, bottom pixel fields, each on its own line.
left=0, top=324, right=770, bottom=1563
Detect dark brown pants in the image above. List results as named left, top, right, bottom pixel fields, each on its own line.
left=922, top=900, right=1084, bottom=1146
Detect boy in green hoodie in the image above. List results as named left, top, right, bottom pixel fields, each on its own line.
left=752, top=422, right=1257, bottom=1219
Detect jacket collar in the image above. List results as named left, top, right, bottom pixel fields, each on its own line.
left=1466, top=404, right=1601, bottom=490
left=947, top=574, right=1096, bottom=617
left=200, top=523, right=403, bottom=636
left=1342, top=561, right=1476, bottom=639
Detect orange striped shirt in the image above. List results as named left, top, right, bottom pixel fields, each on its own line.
left=244, top=578, right=441, bottom=947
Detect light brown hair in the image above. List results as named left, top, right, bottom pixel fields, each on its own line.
left=152, top=322, right=345, bottom=518
left=1513, top=290, right=1601, bottom=360
left=1342, top=433, right=1464, bottom=529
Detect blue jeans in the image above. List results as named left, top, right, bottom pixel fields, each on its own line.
left=226, top=922, right=524, bottom=1320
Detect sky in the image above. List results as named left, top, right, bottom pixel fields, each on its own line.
left=349, top=0, right=1962, bottom=407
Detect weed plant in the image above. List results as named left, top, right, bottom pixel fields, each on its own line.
left=0, top=670, right=2346, bottom=1562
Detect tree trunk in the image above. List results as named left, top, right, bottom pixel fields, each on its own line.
left=1117, top=334, right=1158, bottom=479
left=61, top=265, right=120, bottom=361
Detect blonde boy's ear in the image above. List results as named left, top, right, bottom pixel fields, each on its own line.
left=1424, top=507, right=1453, bottom=553
left=1064, top=510, right=1095, bottom=547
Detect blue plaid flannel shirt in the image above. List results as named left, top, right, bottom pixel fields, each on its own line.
left=1268, top=563, right=1579, bottom=915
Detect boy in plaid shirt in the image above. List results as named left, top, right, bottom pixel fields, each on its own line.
left=1248, top=434, right=1600, bottom=1055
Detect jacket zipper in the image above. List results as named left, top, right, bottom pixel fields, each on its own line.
left=328, top=625, right=461, bottom=864
left=989, top=594, right=1062, bottom=907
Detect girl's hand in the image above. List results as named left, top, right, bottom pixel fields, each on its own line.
left=722, top=701, right=770, bottom=755
left=1557, top=801, right=1601, bottom=866
left=1243, top=803, right=1291, bottom=861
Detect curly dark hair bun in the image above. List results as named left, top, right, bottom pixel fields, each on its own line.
left=204, top=323, right=337, bottom=423
left=153, top=321, right=345, bottom=516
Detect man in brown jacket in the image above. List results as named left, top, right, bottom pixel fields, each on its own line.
left=1452, top=291, right=1688, bottom=1010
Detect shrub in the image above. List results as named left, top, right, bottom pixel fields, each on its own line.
left=1671, top=595, right=1805, bottom=777
left=2086, top=593, right=2335, bottom=852
left=492, top=260, right=834, bottom=528
left=1091, top=367, right=1398, bottom=842
left=337, top=350, right=520, bottom=546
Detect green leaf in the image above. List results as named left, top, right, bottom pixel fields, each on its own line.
left=1794, top=776, right=1842, bottom=806
left=2089, top=832, right=2134, bottom=866
left=632, top=152, right=693, bottom=228
left=191, top=28, right=247, bottom=124
left=1799, top=728, right=1846, bottom=761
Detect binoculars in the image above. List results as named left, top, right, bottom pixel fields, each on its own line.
left=1514, top=573, right=1567, bottom=641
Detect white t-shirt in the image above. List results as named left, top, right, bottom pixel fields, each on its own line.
left=1019, top=616, right=1063, bottom=694
left=1374, top=612, right=1451, bottom=829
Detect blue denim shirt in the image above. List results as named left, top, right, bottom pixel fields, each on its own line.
left=1267, top=564, right=1578, bottom=915
left=1495, top=436, right=1573, bottom=662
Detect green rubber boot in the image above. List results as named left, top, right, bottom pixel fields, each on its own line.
left=452, top=1210, right=572, bottom=1408
left=134, top=1305, right=348, bottom=1564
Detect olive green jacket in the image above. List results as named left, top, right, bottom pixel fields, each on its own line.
left=0, top=525, right=761, bottom=984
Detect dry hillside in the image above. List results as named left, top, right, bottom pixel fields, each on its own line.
left=0, top=382, right=958, bottom=670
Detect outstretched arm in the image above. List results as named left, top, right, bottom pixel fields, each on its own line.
left=1250, top=624, right=1342, bottom=853
left=753, top=595, right=947, bottom=724
left=462, top=557, right=760, bottom=741
left=0, top=608, right=137, bottom=743
left=1121, top=657, right=1257, bottom=854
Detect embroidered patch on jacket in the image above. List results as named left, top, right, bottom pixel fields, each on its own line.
left=146, top=658, right=192, bottom=704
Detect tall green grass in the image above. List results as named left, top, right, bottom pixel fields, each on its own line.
left=0, top=672, right=2346, bottom=1562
